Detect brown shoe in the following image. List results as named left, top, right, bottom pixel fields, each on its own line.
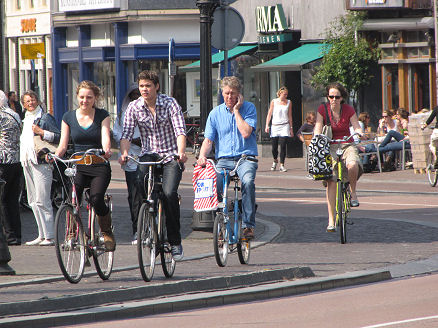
left=102, top=232, right=116, bottom=252
left=243, top=228, right=254, bottom=240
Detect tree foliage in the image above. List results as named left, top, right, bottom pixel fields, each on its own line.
left=310, top=12, right=380, bottom=100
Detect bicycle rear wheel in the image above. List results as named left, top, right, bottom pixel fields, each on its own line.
left=137, top=202, right=157, bottom=282
left=55, top=204, right=86, bottom=284
left=426, top=152, right=438, bottom=187
left=213, top=212, right=229, bottom=267
left=336, top=182, right=347, bottom=244
left=158, top=200, right=176, bottom=278
left=92, top=195, right=114, bottom=280
left=237, top=208, right=251, bottom=264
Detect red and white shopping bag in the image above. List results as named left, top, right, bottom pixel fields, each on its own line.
left=192, top=162, right=218, bottom=212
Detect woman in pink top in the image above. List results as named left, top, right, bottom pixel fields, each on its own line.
left=313, top=82, right=364, bottom=232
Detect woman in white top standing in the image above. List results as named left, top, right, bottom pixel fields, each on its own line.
left=265, top=86, right=293, bottom=172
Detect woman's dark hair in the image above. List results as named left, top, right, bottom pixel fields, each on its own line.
left=397, top=107, right=409, bottom=120
left=326, top=82, right=349, bottom=103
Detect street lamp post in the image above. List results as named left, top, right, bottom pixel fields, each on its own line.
left=196, top=0, right=219, bottom=130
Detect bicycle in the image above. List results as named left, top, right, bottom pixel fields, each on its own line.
left=47, top=149, right=114, bottom=284
left=204, top=155, right=258, bottom=267
left=186, top=123, right=202, bottom=158
left=126, top=153, right=180, bottom=282
left=426, top=148, right=438, bottom=187
left=325, top=134, right=359, bottom=244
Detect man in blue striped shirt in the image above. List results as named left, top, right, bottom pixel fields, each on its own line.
left=197, top=76, right=258, bottom=240
left=119, top=70, right=187, bottom=261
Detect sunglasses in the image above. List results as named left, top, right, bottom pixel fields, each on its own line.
left=328, top=95, right=341, bottom=99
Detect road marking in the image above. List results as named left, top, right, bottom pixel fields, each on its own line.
left=255, top=197, right=438, bottom=207
left=362, top=314, right=438, bottom=327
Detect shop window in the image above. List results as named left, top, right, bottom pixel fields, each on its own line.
left=419, top=47, right=430, bottom=58
left=405, top=31, right=419, bottom=43
left=381, top=48, right=394, bottom=59
left=407, top=47, right=419, bottom=59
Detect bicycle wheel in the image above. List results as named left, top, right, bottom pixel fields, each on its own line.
left=55, top=204, right=86, bottom=284
left=92, top=196, right=114, bottom=280
left=426, top=152, right=438, bottom=187
left=158, top=200, right=176, bottom=278
left=213, top=212, right=229, bottom=267
left=237, top=208, right=251, bottom=265
left=336, top=181, right=347, bottom=244
left=137, top=202, right=157, bottom=282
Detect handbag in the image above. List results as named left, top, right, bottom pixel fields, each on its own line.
left=321, top=103, right=333, bottom=139
left=308, top=134, right=333, bottom=180
left=34, top=135, right=57, bottom=156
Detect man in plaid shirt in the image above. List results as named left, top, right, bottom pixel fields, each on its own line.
left=119, top=70, right=187, bottom=261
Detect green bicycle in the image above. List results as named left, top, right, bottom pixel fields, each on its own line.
left=326, top=134, right=358, bottom=244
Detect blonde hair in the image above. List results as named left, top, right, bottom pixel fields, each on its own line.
left=276, top=86, right=288, bottom=98
left=76, top=80, right=101, bottom=107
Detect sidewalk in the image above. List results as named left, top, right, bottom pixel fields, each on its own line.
left=1, top=153, right=438, bottom=326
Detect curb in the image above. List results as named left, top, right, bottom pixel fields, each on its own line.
left=0, top=269, right=391, bottom=328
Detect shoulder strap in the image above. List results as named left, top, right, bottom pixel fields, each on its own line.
left=324, top=103, right=331, bottom=126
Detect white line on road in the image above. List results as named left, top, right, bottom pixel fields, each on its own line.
left=362, top=314, right=438, bottom=327
left=256, top=197, right=438, bottom=207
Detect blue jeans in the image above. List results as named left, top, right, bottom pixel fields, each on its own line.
left=216, top=158, right=258, bottom=229
left=136, top=154, right=183, bottom=246
left=378, top=130, right=410, bottom=159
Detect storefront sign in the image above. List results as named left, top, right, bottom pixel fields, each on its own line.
left=348, top=0, right=403, bottom=8
left=21, top=18, right=36, bottom=33
left=258, top=33, right=292, bottom=45
left=58, top=0, right=120, bottom=12
left=256, top=4, right=288, bottom=33
left=20, top=43, right=45, bottom=60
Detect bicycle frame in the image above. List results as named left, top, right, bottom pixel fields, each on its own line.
left=218, top=170, right=241, bottom=245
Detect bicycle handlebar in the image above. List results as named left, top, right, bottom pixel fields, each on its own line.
left=318, top=133, right=361, bottom=144
left=126, top=153, right=179, bottom=166
left=203, top=155, right=258, bottom=177
left=47, top=148, right=107, bottom=165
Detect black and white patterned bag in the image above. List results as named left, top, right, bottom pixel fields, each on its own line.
left=308, top=135, right=333, bottom=180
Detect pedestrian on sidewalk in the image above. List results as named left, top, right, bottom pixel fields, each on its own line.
left=0, top=178, right=15, bottom=275
left=20, top=90, right=60, bottom=246
left=313, top=82, right=364, bottom=232
left=0, top=90, right=22, bottom=246
left=119, top=70, right=187, bottom=261
left=113, top=84, right=142, bottom=245
left=55, top=80, right=115, bottom=251
left=197, top=76, right=258, bottom=240
left=265, top=86, right=293, bottom=172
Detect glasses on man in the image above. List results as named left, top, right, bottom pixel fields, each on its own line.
left=382, top=115, right=388, bottom=118
left=328, top=95, right=341, bottom=99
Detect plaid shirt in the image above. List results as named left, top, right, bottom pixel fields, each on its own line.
left=121, top=93, right=186, bottom=159
left=0, top=109, right=21, bottom=164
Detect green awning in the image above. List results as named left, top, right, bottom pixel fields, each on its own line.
left=180, top=45, right=258, bottom=72
left=251, top=43, right=331, bottom=72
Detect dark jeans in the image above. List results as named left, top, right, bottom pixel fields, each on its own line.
left=74, top=164, right=111, bottom=216
left=125, top=170, right=142, bottom=235
left=0, top=163, right=22, bottom=242
left=136, top=154, right=183, bottom=246
left=271, top=136, right=288, bottom=164
left=0, top=179, right=11, bottom=263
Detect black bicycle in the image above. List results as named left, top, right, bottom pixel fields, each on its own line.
left=126, top=153, right=180, bottom=282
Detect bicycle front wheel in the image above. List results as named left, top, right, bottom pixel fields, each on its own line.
left=158, top=200, right=175, bottom=278
left=213, top=212, right=229, bottom=267
left=55, top=204, right=86, bottom=284
left=92, top=196, right=114, bottom=280
left=336, top=182, right=347, bottom=244
left=237, top=209, right=251, bottom=265
left=137, top=203, right=157, bottom=282
left=426, top=152, right=438, bottom=187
